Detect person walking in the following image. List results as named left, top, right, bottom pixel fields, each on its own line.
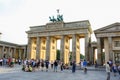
left=106, top=62, right=111, bottom=80
left=83, top=60, right=87, bottom=73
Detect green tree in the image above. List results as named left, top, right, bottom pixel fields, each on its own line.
left=56, top=50, right=60, bottom=60
left=80, top=54, right=85, bottom=59
left=101, top=52, right=105, bottom=64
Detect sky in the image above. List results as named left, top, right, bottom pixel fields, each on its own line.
left=0, top=0, right=120, bottom=45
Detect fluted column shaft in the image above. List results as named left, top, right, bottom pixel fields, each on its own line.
left=85, top=34, right=89, bottom=61
left=27, top=37, right=32, bottom=59
left=36, top=37, right=41, bottom=59
left=60, top=35, right=65, bottom=62
left=97, top=38, right=102, bottom=65
left=108, top=37, right=113, bottom=60
left=72, top=34, right=76, bottom=62
left=46, top=36, right=50, bottom=60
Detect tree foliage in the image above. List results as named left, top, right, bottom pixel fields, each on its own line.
left=56, top=50, right=60, bottom=60
left=56, top=50, right=85, bottom=60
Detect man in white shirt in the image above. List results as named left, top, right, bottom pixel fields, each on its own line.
left=106, top=62, right=111, bottom=80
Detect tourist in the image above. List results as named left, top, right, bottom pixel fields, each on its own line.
left=51, top=61, right=53, bottom=69
left=36, top=59, right=40, bottom=70
left=41, top=60, right=44, bottom=71
left=60, top=61, right=64, bottom=71
left=118, top=65, right=120, bottom=78
left=8, top=57, right=12, bottom=67
left=45, top=60, right=49, bottom=72
left=0, top=58, right=3, bottom=66
left=83, top=60, right=87, bottom=67
left=18, top=58, right=21, bottom=65
left=83, top=60, right=87, bottom=73
left=95, top=61, right=98, bottom=68
left=109, top=60, right=113, bottom=72
left=32, top=59, right=36, bottom=72
left=72, top=61, right=76, bottom=73
left=112, top=64, right=117, bottom=76
left=80, top=60, right=83, bottom=69
left=25, top=65, right=29, bottom=72
left=106, top=62, right=111, bottom=80
left=3, top=58, right=7, bottom=65
left=54, top=60, right=58, bottom=72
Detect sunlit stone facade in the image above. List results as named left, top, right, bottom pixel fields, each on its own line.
left=94, top=23, right=120, bottom=65
left=0, top=41, right=27, bottom=59
left=26, top=21, right=92, bottom=64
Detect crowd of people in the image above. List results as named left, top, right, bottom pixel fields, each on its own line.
left=106, top=60, right=120, bottom=80
left=1, top=57, right=120, bottom=79
left=0, top=57, right=22, bottom=67
left=21, top=59, right=68, bottom=72
left=21, top=59, right=89, bottom=73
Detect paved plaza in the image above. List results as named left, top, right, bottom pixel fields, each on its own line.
left=0, top=65, right=119, bottom=80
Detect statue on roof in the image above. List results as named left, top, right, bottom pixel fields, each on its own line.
left=49, top=9, right=63, bottom=22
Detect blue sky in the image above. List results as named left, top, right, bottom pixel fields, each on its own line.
left=0, top=0, right=120, bottom=54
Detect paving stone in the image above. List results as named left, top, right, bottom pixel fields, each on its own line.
left=0, top=64, right=119, bottom=80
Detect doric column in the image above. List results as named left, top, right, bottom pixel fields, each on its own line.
left=108, top=37, right=113, bottom=60
left=113, top=52, right=115, bottom=63
left=91, top=47, right=94, bottom=64
left=27, top=37, right=31, bottom=59
left=60, top=35, right=65, bottom=62
left=72, top=34, right=76, bottom=62
left=19, top=49, right=21, bottom=59
left=8, top=47, right=12, bottom=57
left=0, top=47, right=2, bottom=58
left=97, top=38, right=102, bottom=65
left=2, top=46, right=5, bottom=58
left=85, top=34, right=89, bottom=61
left=46, top=36, right=50, bottom=60
left=23, top=47, right=26, bottom=59
left=36, top=37, right=41, bottom=59
left=13, top=48, right=16, bottom=58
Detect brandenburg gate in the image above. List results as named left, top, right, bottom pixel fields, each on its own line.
left=26, top=20, right=92, bottom=64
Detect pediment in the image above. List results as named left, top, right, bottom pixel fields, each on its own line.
left=94, top=22, right=120, bottom=33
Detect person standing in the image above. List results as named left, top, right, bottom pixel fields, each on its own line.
left=45, top=60, right=49, bottom=72
left=0, top=58, right=3, bottom=66
left=72, top=61, right=76, bottom=73
left=18, top=58, right=21, bottom=65
left=106, top=62, right=111, bottom=80
left=54, top=60, right=58, bottom=72
left=118, top=65, right=120, bottom=78
left=60, top=61, right=64, bottom=71
left=51, top=61, right=53, bottom=69
left=112, top=64, right=117, bottom=76
left=41, top=60, right=44, bottom=71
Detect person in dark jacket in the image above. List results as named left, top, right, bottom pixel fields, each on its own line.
left=45, top=60, right=49, bottom=72
left=54, top=60, right=58, bottom=72
left=72, top=61, right=76, bottom=73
